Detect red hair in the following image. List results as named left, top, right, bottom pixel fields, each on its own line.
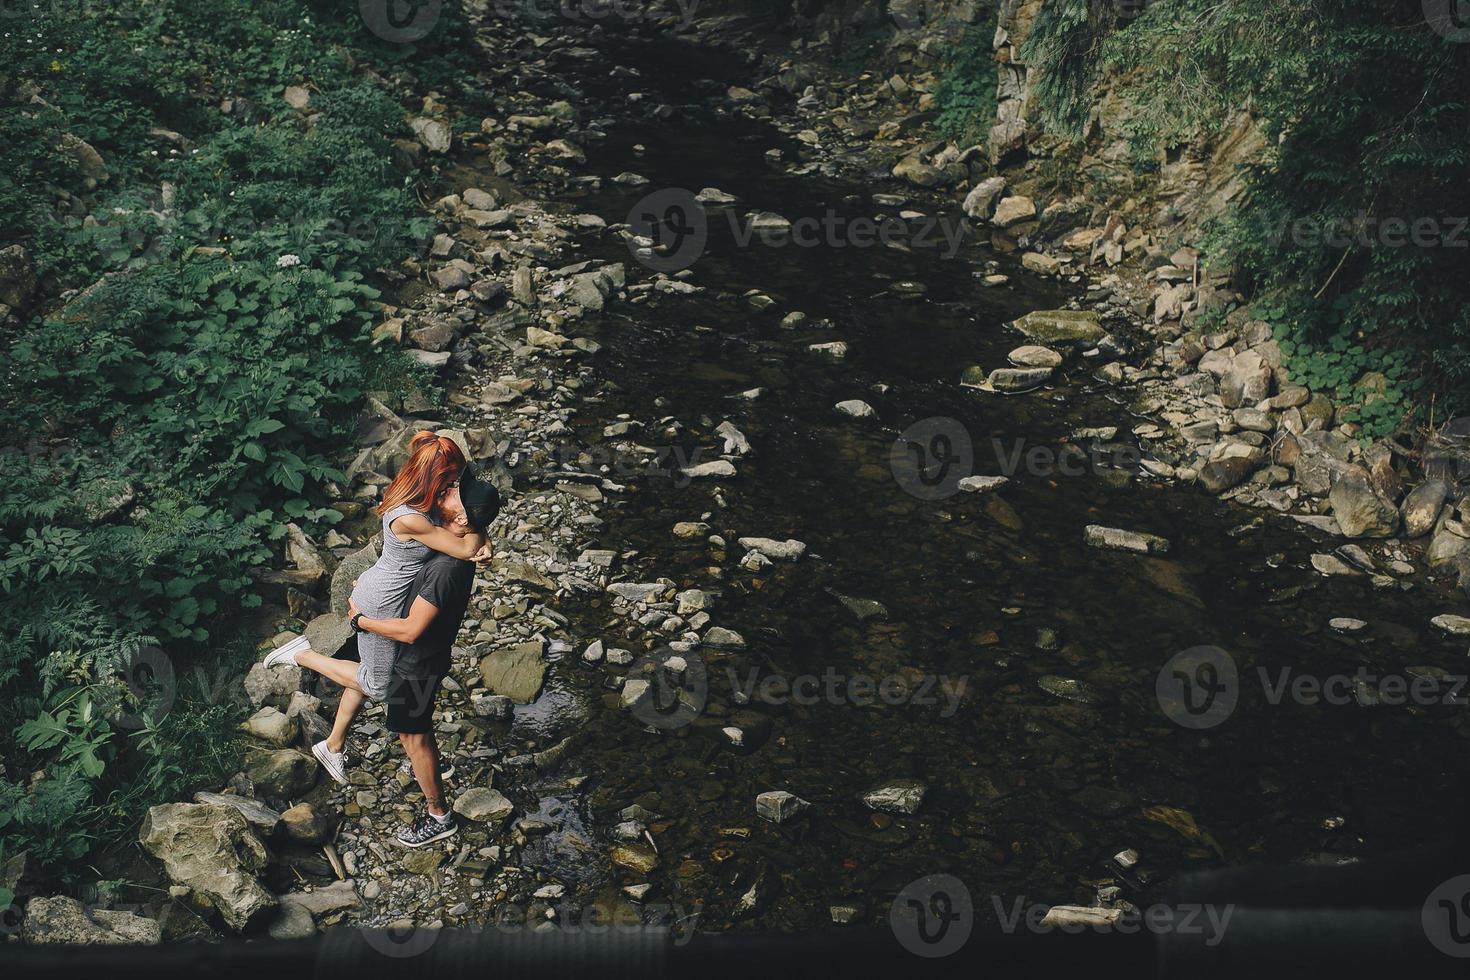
left=378, top=431, right=465, bottom=519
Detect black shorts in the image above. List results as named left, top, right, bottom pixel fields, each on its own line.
left=385, top=672, right=444, bottom=735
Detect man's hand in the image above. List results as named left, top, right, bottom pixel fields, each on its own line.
left=348, top=597, right=360, bottom=618
left=471, top=544, right=493, bottom=565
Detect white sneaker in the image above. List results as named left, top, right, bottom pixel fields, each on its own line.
left=263, top=635, right=309, bottom=669
left=399, top=757, right=454, bottom=782
left=312, top=739, right=349, bottom=785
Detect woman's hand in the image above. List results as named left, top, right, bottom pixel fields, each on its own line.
left=347, top=597, right=360, bottom=618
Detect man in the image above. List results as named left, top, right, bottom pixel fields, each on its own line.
left=265, top=465, right=500, bottom=848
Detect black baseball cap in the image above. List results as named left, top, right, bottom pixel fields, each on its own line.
left=458, top=462, right=502, bottom=532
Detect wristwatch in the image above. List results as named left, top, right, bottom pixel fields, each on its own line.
left=350, top=612, right=364, bottom=633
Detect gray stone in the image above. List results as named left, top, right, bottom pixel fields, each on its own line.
left=241, top=706, right=297, bottom=748
left=244, top=748, right=318, bottom=799
left=962, top=176, right=1007, bottom=220
left=988, top=367, right=1053, bottom=391
left=1402, top=480, right=1450, bottom=538
left=1008, top=345, right=1063, bottom=368
left=860, top=779, right=927, bottom=815
left=191, top=792, right=281, bottom=836
left=992, top=195, right=1036, bottom=228
left=1084, top=525, right=1170, bottom=555
left=453, top=787, right=514, bottom=827
left=738, top=537, right=807, bottom=561
left=138, top=804, right=275, bottom=932
left=1329, top=475, right=1399, bottom=538
left=478, top=641, right=547, bottom=703
left=755, top=790, right=809, bottom=823
left=21, top=896, right=161, bottom=945
left=1010, top=309, right=1105, bottom=344
left=1431, top=614, right=1470, bottom=637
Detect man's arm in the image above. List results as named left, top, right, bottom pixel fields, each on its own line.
left=352, top=595, right=441, bottom=644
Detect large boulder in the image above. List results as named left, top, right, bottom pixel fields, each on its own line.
left=330, top=542, right=379, bottom=615
left=302, top=612, right=353, bottom=659
left=1219, top=350, right=1273, bottom=408
left=244, top=748, right=318, bottom=799
left=1401, top=480, right=1450, bottom=538
left=21, top=896, right=161, bottom=945
left=1329, top=474, right=1399, bottom=538
left=138, top=803, right=275, bottom=932
left=1009, top=309, right=1106, bottom=345
left=478, top=641, right=547, bottom=703
left=243, top=661, right=302, bottom=709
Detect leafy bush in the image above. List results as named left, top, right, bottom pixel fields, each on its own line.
left=1014, top=0, right=1470, bottom=432
left=0, top=0, right=470, bottom=880
left=934, top=19, right=1001, bottom=145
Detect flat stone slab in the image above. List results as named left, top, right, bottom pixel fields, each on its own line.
left=1010, top=309, right=1106, bottom=344
left=478, top=641, right=547, bottom=703
left=1084, top=525, right=1171, bottom=555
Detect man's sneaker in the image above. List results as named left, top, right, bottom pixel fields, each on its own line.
left=399, top=758, right=454, bottom=782
left=395, top=810, right=459, bottom=848
left=263, top=635, right=309, bottom=669
left=311, top=739, right=349, bottom=786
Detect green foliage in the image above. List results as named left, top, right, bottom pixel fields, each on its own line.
left=934, top=17, right=1001, bottom=145
left=0, top=0, right=469, bottom=881
left=1015, top=0, right=1470, bottom=428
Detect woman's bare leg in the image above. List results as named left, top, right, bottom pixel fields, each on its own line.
left=296, top=649, right=368, bottom=754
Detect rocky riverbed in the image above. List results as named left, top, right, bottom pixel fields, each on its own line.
left=19, top=4, right=1470, bottom=948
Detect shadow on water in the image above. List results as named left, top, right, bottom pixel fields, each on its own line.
left=480, top=28, right=1470, bottom=926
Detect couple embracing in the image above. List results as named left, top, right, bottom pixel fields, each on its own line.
left=262, top=432, right=500, bottom=848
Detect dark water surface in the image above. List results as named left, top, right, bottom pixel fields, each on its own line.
left=476, top=30, right=1469, bottom=928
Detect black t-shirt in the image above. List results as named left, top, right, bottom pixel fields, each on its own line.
left=392, top=553, right=474, bottom=680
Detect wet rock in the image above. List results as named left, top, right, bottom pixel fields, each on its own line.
left=860, top=779, right=926, bottom=815
left=1042, top=906, right=1122, bottom=929
left=479, top=641, right=547, bottom=703
left=809, top=341, right=848, bottom=360
left=1021, top=252, right=1061, bottom=276
left=280, top=803, right=331, bottom=846
left=1084, top=525, right=1170, bottom=555
left=1008, top=345, right=1063, bottom=368
left=716, top=421, right=753, bottom=455
left=1402, top=480, right=1449, bottom=538
left=696, top=187, right=738, bottom=204
left=1311, top=553, right=1362, bottom=577
left=755, top=790, right=809, bottom=823
left=680, top=459, right=737, bottom=479
left=703, top=626, right=746, bottom=649
left=610, top=844, right=659, bottom=875
left=21, top=896, right=161, bottom=945
left=738, top=537, right=807, bottom=561
left=835, top=399, right=876, bottom=419
left=1431, top=614, right=1470, bottom=637
left=957, top=476, right=1009, bottom=493
left=245, top=748, right=317, bottom=799
left=992, top=195, right=1036, bottom=228
left=1330, top=618, right=1368, bottom=632
left=1427, top=517, right=1470, bottom=570
left=1329, top=475, right=1399, bottom=538
left=192, top=792, right=281, bottom=836
left=1010, top=309, right=1105, bottom=345
left=987, top=366, right=1053, bottom=391
left=1039, top=676, right=1099, bottom=704
left=138, top=803, right=275, bottom=931
left=608, top=582, right=669, bottom=603
left=962, top=176, right=1007, bottom=220
left=829, top=591, right=888, bottom=623
left=892, top=156, right=945, bottom=188
left=266, top=901, right=315, bottom=941
left=454, top=787, right=514, bottom=828
left=1198, top=456, right=1259, bottom=494
left=241, top=706, right=297, bottom=747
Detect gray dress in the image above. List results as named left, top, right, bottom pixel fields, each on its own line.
left=350, top=503, right=434, bottom=699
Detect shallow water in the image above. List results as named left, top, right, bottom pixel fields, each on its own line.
left=474, top=29, right=1470, bottom=929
